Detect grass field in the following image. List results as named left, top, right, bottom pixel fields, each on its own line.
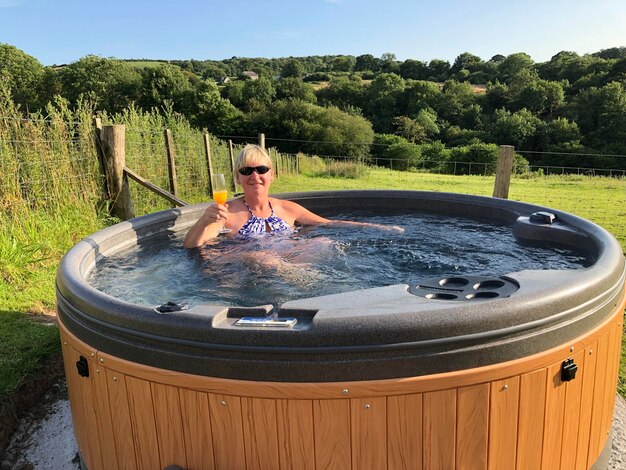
left=1, top=169, right=624, bottom=404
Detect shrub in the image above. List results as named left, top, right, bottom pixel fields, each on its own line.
left=382, top=141, right=422, bottom=170
left=297, top=154, right=327, bottom=176
left=325, top=160, right=368, bottom=178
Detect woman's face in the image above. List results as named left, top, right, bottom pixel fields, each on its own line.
left=237, top=159, right=274, bottom=196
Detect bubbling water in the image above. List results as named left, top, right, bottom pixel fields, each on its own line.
left=87, top=211, right=591, bottom=308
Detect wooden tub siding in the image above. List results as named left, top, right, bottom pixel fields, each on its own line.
left=59, top=300, right=624, bottom=470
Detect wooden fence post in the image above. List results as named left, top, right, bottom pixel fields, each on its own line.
left=258, top=133, right=265, bottom=150
left=101, top=125, right=134, bottom=220
left=164, top=129, right=178, bottom=197
left=92, top=117, right=109, bottom=202
left=228, top=139, right=237, bottom=192
left=203, top=133, right=214, bottom=195
left=493, top=145, right=515, bottom=199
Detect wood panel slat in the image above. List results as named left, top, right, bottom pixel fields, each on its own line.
left=208, top=394, right=246, bottom=470
left=387, top=394, right=423, bottom=470
left=516, top=368, right=547, bottom=470
left=179, top=388, right=215, bottom=470
left=92, top=364, right=119, bottom=470
left=541, top=363, right=567, bottom=470
left=456, top=384, right=489, bottom=470
left=351, top=397, right=387, bottom=469
left=65, top=347, right=103, bottom=469
left=313, top=399, right=351, bottom=470
left=604, top=321, right=624, bottom=442
left=104, top=370, right=137, bottom=470
left=61, top=341, right=88, bottom=465
left=151, top=382, right=187, bottom=469
left=560, top=350, right=585, bottom=470
left=599, top=325, right=620, bottom=447
left=276, top=399, right=315, bottom=470
left=423, top=389, right=456, bottom=470
left=242, top=397, right=280, bottom=470
left=126, top=376, right=160, bottom=470
left=586, top=332, right=610, bottom=468
left=574, top=341, right=599, bottom=470
left=487, top=377, right=519, bottom=470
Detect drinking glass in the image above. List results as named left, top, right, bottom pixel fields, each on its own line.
left=211, top=173, right=231, bottom=234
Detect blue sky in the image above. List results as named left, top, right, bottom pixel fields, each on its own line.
left=1, top=0, right=625, bottom=66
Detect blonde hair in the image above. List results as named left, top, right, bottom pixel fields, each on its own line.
left=236, top=144, right=272, bottom=173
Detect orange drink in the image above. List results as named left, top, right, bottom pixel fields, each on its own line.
left=213, top=190, right=227, bottom=205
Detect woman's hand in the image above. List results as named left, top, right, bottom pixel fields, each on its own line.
left=200, top=203, right=229, bottom=226
left=183, top=203, right=230, bottom=248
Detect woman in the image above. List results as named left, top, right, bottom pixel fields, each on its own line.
left=184, top=144, right=401, bottom=248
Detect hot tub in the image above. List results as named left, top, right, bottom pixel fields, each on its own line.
left=57, top=190, right=625, bottom=470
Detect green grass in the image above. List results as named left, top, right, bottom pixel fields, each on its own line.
left=1, top=168, right=624, bottom=402
left=0, top=203, right=107, bottom=397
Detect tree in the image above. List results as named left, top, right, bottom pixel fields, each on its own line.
left=247, top=99, right=374, bottom=157
left=435, top=80, right=477, bottom=126
left=60, top=55, right=142, bottom=112
left=508, top=70, right=565, bottom=116
left=139, top=64, right=195, bottom=115
left=363, top=73, right=405, bottom=132
left=534, top=117, right=582, bottom=152
left=426, top=59, right=451, bottom=81
left=393, top=108, right=439, bottom=143
left=400, top=80, right=441, bottom=117
left=399, top=59, right=427, bottom=80
left=380, top=52, right=399, bottom=73
left=282, top=59, right=305, bottom=78
left=490, top=108, right=541, bottom=148
left=331, top=56, right=356, bottom=73
left=276, top=77, right=316, bottom=103
left=451, top=52, right=483, bottom=75
left=484, top=81, right=509, bottom=113
left=194, top=80, right=243, bottom=134
left=498, top=53, right=534, bottom=81
left=0, top=44, right=45, bottom=110
left=223, top=76, right=276, bottom=112
left=316, top=76, right=364, bottom=109
left=567, top=82, right=626, bottom=151
left=355, top=54, right=379, bottom=72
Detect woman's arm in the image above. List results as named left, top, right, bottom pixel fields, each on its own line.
left=183, top=203, right=230, bottom=248
left=284, top=200, right=404, bottom=233
left=325, top=220, right=405, bottom=232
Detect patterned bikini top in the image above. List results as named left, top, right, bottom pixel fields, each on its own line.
left=236, top=200, right=293, bottom=238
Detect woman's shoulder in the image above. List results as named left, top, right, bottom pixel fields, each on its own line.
left=270, top=198, right=302, bottom=214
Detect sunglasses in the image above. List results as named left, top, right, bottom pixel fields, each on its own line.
left=238, top=165, right=271, bottom=176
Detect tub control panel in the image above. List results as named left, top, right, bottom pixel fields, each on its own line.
left=409, top=276, right=519, bottom=301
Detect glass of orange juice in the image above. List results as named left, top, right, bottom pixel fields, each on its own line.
left=211, top=173, right=231, bottom=234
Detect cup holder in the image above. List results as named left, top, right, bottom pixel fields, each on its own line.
left=439, top=277, right=469, bottom=288
left=426, top=293, right=459, bottom=300
left=473, top=280, right=506, bottom=290
left=466, top=292, right=500, bottom=300
left=409, top=276, right=519, bottom=301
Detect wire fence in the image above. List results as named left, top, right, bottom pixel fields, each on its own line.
left=1, top=116, right=624, bottom=250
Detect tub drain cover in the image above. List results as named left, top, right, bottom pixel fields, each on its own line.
left=409, top=276, right=519, bottom=301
